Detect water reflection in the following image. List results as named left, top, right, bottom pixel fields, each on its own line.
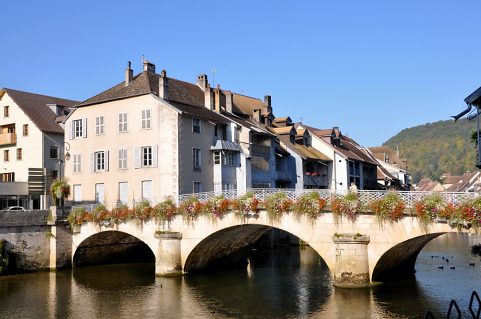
left=0, top=233, right=480, bottom=318
left=184, top=246, right=332, bottom=318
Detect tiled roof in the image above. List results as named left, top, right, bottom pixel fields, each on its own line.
left=1, top=88, right=78, bottom=134
left=416, top=179, right=444, bottom=192
left=444, top=172, right=481, bottom=192
left=302, top=124, right=378, bottom=165
left=278, top=135, right=331, bottom=162
left=231, top=93, right=265, bottom=115
left=77, top=69, right=229, bottom=124
left=269, top=126, right=294, bottom=135
left=368, top=146, right=407, bottom=170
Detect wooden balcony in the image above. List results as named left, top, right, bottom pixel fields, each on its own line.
left=0, top=133, right=16, bottom=146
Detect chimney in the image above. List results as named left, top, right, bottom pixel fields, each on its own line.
left=143, top=60, right=156, bottom=73
left=125, top=61, right=133, bottom=86
left=159, top=70, right=169, bottom=100
left=213, top=85, right=222, bottom=113
left=264, top=95, right=272, bottom=113
left=197, top=74, right=208, bottom=90
left=226, top=91, right=233, bottom=113
left=204, top=84, right=214, bottom=110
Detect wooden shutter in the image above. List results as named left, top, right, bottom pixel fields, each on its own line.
left=90, top=152, right=95, bottom=172
left=134, top=147, right=141, bottom=168
left=82, top=118, right=88, bottom=138
left=105, top=151, right=109, bottom=171
left=152, top=145, right=158, bottom=167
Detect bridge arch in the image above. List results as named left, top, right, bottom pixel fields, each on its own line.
left=73, top=230, right=155, bottom=267
left=371, top=233, right=445, bottom=282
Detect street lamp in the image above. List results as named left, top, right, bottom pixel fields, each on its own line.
left=59, top=142, right=71, bottom=181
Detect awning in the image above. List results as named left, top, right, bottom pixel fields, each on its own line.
left=210, top=140, right=242, bottom=152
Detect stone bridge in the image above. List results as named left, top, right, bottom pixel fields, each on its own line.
left=70, top=208, right=471, bottom=288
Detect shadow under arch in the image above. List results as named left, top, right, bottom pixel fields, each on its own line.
left=184, top=224, right=272, bottom=273
left=73, top=230, right=155, bottom=267
left=372, top=232, right=446, bottom=283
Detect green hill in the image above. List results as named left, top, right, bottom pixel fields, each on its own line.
left=383, top=119, right=478, bottom=183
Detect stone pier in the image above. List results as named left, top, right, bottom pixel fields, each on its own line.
left=154, top=231, right=183, bottom=276
left=332, top=233, right=370, bottom=288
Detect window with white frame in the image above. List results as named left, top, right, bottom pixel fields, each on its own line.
left=118, top=113, right=127, bottom=132
left=193, top=181, right=202, bottom=193
left=50, top=146, right=59, bottom=159
left=96, top=116, right=104, bottom=135
left=118, top=149, right=127, bottom=169
left=73, top=154, right=81, bottom=173
left=91, top=151, right=109, bottom=172
left=213, top=151, right=220, bottom=164
left=95, top=151, right=105, bottom=171
left=73, top=119, right=85, bottom=138
left=192, top=118, right=201, bottom=133
left=73, top=185, right=82, bottom=202
left=142, top=146, right=152, bottom=167
left=134, top=145, right=157, bottom=168
left=141, top=109, right=151, bottom=129
left=193, top=148, right=201, bottom=170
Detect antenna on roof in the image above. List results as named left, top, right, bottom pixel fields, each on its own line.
left=299, top=117, right=303, bottom=124
left=141, top=55, right=145, bottom=66
left=212, top=68, right=216, bottom=88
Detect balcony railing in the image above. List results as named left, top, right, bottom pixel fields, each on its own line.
left=303, top=175, right=328, bottom=187
left=0, top=133, right=16, bottom=146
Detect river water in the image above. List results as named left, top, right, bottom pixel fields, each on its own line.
left=1, top=233, right=481, bottom=319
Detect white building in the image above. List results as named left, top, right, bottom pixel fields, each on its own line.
left=0, top=88, right=77, bottom=209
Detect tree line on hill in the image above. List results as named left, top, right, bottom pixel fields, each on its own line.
left=383, top=119, right=478, bottom=184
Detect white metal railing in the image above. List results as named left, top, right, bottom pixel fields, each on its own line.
left=71, top=189, right=480, bottom=212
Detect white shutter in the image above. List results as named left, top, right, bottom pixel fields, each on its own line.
left=67, top=121, right=73, bottom=140
left=152, top=145, right=158, bottom=168
left=134, top=147, right=141, bottom=168
left=118, top=149, right=122, bottom=169
left=90, top=152, right=95, bottom=172
left=82, top=118, right=88, bottom=138
left=105, top=150, right=109, bottom=171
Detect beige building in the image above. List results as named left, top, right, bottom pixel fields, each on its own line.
left=64, top=62, right=245, bottom=207
left=0, top=88, right=77, bottom=209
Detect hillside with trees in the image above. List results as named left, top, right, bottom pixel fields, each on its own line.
left=383, top=119, right=478, bottom=183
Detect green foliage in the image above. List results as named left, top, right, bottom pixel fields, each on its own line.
left=0, top=240, right=9, bottom=275
left=384, top=119, right=477, bottom=183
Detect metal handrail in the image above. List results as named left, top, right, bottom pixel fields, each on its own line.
left=425, top=291, right=480, bottom=319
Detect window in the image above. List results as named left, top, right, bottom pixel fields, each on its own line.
left=134, top=146, right=157, bottom=168
left=214, top=151, right=221, bottom=164
left=4, top=150, right=9, bottom=162
left=141, top=109, right=151, bottom=129
left=193, top=181, right=202, bottom=193
left=1, top=172, right=14, bottom=182
left=4, top=106, right=9, bottom=117
left=223, top=151, right=235, bottom=166
left=118, top=113, right=127, bottom=132
left=118, top=182, right=128, bottom=204
left=193, top=148, right=201, bottom=170
left=16, top=148, right=22, bottom=160
left=192, top=118, right=201, bottom=133
left=142, top=180, right=153, bottom=202
left=142, top=146, right=152, bottom=167
left=95, top=116, right=104, bottom=135
left=73, top=154, right=81, bottom=173
left=50, top=146, right=59, bottom=159
left=95, top=151, right=105, bottom=171
left=73, top=119, right=85, bottom=138
left=23, top=124, right=28, bottom=136
left=90, top=151, right=109, bottom=172
left=118, top=149, right=127, bottom=169
left=73, top=185, right=82, bottom=202
left=95, top=183, right=105, bottom=203
left=251, top=156, right=270, bottom=172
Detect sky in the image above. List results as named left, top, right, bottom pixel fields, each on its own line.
left=2, top=0, right=481, bottom=146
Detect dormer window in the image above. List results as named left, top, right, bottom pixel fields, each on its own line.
left=4, top=105, right=9, bottom=118
left=290, top=134, right=295, bottom=144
